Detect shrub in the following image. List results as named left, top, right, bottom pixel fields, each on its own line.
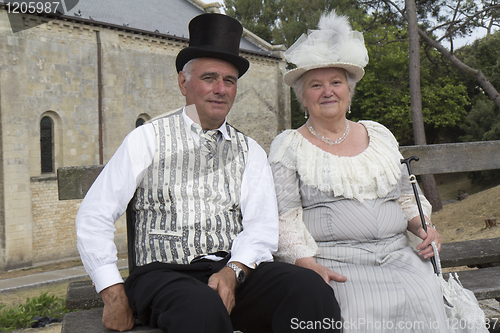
left=0, top=293, right=72, bottom=332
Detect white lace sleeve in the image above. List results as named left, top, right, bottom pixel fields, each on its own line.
left=275, top=206, right=319, bottom=264
left=269, top=133, right=320, bottom=264
left=397, top=165, right=432, bottom=221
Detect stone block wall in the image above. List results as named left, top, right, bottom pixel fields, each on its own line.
left=30, top=176, right=127, bottom=263
left=30, top=177, right=79, bottom=262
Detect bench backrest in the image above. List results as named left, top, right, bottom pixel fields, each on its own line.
left=58, top=141, right=500, bottom=201
left=399, top=140, right=500, bottom=175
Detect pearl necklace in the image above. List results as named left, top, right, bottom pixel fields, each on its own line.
left=306, top=119, right=350, bottom=145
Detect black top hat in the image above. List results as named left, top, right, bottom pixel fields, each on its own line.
left=176, top=13, right=250, bottom=78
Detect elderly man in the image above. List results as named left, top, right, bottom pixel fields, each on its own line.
left=76, top=13, right=341, bottom=333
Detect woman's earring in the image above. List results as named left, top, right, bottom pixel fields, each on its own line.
left=304, top=109, right=308, bottom=119
left=348, top=105, right=351, bottom=114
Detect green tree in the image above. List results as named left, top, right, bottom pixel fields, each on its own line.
left=455, top=31, right=500, bottom=144
left=457, top=30, right=500, bottom=100
left=444, top=30, right=500, bottom=187
left=460, top=97, right=500, bottom=142
left=362, top=0, right=500, bottom=109
left=224, top=0, right=362, bottom=46
left=224, top=0, right=279, bottom=43
left=351, top=20, right=469, bottom=145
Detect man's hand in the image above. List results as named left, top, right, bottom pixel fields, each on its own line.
left=208, top=264, right=248, bottom=314
left=295, top=257, right=347, bottom=284
left=100, top=283, right=135, bottom=332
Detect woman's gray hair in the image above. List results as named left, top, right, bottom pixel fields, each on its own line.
left=292, top=68, right=357, bottom=112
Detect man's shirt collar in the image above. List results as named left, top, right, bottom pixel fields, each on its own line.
left=182, top=106, right=231, bottom=141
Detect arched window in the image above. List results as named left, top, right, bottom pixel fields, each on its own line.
left=40, top=116, right=54, bottom=173
left=136, top=118, right=146, bottom=127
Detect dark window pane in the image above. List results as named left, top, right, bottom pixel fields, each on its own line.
left=136, top=118, right=146, bottom=127
left=40, top=116, right=53, bottom=173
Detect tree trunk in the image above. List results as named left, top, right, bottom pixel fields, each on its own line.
left=417, top=29, right=500, bottom=110
left=420, top=175, right=442, bottom=212
left=406, top=0, right=443, bottom=212
left=407, top=0, right=424, bottom=145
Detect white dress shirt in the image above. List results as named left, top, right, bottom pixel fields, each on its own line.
left=76, top=108, right=279, bottom=292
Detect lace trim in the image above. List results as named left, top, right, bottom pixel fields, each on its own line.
left=274, top=206, right=319, bottom=264
left=269, top=120, right=402, bottom=202
left=397, top=193, right=432, bottom=222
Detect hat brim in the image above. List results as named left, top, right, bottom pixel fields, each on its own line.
left=283, top=63, right=365, bottom=86
left=176, top=46, right=250, bottom=78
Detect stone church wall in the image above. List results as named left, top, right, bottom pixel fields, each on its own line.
left=0, top=9, right=289, bottom=270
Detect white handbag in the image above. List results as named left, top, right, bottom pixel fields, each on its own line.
left=432, top=242, right=489, bottom=333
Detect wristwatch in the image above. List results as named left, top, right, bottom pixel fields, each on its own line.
left=226, top=262, right=245, bottom=285
left=425, top=221, right=436, bottom=229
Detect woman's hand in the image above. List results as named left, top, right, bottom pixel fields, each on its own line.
left=408, top=215, right=441, bottom=259
left=295, top=257, right=347, bottom=284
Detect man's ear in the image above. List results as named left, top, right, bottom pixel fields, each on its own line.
left=178, top=72, right=187, bottom=97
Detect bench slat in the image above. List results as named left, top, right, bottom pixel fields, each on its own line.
left=399, top=140, right=500, bottom=175
left=440, top=238, right=500, bottom=268
left=65, top=280, right=103, bottom=310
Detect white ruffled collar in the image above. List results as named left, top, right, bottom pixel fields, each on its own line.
left=268, top=120, right=403, bottom=202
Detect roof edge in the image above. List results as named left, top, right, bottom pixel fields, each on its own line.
left=242, top=28, right=286, bottom=58
left=185, top=0, right=222, bottom=13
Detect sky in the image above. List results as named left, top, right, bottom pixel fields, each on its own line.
left=453, top=29, right=489, bottom=48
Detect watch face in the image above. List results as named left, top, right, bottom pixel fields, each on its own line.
left=238, top=271, right=245, bottom=284
left=227, top=263, right=245, bottom=284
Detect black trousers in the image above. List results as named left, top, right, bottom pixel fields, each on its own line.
left=125, top=257, right=341, bottom=333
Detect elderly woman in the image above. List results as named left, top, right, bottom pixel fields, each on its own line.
left=269, top=12, right=451, bottom=332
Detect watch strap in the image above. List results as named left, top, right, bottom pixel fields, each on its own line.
left=226, top=262, right=245, bottom=284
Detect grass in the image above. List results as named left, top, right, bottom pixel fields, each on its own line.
left=0, top=293, right=72, bottom=332
left=0, top=283, right=70, bottom=311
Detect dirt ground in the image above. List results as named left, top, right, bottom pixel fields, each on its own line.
left=1, top=173, right=499, bottom=332
left=10, top=324, right=62, bottom=333
left=433, top=176, right=500, bottom=243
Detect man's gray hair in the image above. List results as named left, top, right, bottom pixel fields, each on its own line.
left=181, top=59, right=198, bottom=83
left=181, top=58, right=240, bottom=83
left=292, top=68, right=357, bottom=112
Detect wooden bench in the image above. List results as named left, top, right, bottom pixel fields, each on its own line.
left=57, top=140, right=500, bottom=331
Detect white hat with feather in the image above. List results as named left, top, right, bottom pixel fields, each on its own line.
left=283, top=11, right=369, bottom=86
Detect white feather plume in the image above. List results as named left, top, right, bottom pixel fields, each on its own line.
left=318, top=11, right=351, bottom=40
left=283, top=10, right=368, bottom=85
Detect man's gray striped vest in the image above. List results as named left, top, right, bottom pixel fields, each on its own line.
left=133, top=110, right=249, bottom=265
